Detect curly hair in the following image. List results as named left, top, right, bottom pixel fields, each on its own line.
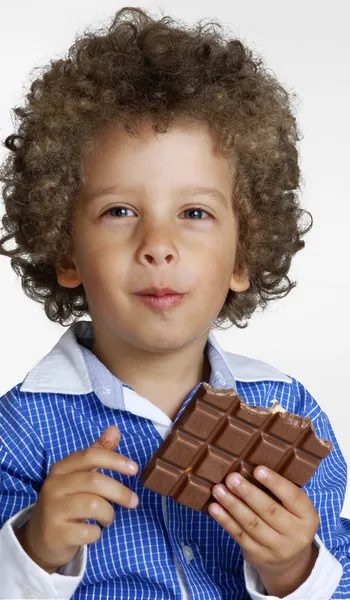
left=0, top=6, right=312, bottom=329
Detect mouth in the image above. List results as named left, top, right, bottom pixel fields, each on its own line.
left=134, top=287, right=186, bottom=310
left=135, top=287, right=183, bottom=297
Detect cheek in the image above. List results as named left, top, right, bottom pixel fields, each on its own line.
left=198, top=237, right=236, bottom=284
left=75, top=242, right=125, bottom=298
left=191, top=240, right=236, bottom=315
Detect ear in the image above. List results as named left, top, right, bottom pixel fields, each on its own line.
left=56, top=259, right=82, bottom=289
left=229, top=265, right=250, bottom=293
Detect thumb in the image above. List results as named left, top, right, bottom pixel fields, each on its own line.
left=91, top=425, right=121, bottom=451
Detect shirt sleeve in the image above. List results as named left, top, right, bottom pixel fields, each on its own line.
left=244, top=377, right=349, bottom=599
left=244, top=533, right=343, bottom=599
left=0, top=504, right=87, bottom=600
left=0, top=387, right=87, bottom=599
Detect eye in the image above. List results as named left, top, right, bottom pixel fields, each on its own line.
left=103, top=206, right=136, bottom=218
left=101, top=206, right=212, bottom=220
left=181, top=208, right=211, bottom=220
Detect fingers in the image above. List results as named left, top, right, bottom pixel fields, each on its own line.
left=220, top=472, right=294, bottom=534
left=91, top=426, right=121, bottom=451
left=50, top=446, right=139, bottom=477
left=250, top=467, right=312, bottom=518
left=63, top=492, right=115, bottom=527
left=211, top=484, right=282, bottom=549
left=53, top=470, right=139, bottom=509
left=209, top=499, right=272, bottom=557
left=63, top=522, right=103, bottom=547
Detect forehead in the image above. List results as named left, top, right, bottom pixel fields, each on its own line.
left=81, top=119, right=234, bottom=180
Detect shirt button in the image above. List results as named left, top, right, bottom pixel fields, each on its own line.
left=214, top=371, right=226, bottom=386
left=182, top=545, right=194, bottom=562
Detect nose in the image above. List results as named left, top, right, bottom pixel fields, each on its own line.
left=136, top=223, right=178, bottom=267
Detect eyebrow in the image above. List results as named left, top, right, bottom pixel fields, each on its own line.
left=84, top=185, right=228, bottom=207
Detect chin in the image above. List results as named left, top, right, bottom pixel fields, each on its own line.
left=133, top=328, right=192, bottom=353
left=139, top=337, right=185, bottom=353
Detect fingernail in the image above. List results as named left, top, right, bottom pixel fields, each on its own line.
left=127, top=461, right=139, bottom=473
left=256, top=466, right=269, bottom=479
left=227, top=474, right=241, bottom=488
left=213, top=485, right=227, bottom=498
left=130, top=493, right=139, bottom=508
left=209, top=504, right=224, bottom=517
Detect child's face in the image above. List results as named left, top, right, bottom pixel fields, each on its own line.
left=57, top=119, right=250, bottom=351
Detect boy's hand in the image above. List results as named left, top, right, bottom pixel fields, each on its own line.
left=209, top=466, right=320, bottom=597
left=15, top=426, right=139, bottom=573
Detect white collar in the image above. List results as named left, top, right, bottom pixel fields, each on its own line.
left=20, top=320, right=291, bottom=400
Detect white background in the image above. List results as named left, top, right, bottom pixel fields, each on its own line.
left=0, top=1, right=349, bottom=517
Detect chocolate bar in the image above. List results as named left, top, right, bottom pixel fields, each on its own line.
left=140, top=383, right=333, bottom=513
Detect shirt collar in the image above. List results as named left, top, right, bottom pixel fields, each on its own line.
left=19, top=320, right=290, bottom=418
left=19, top=319, right=234, bottom=398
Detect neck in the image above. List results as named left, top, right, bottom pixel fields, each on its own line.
left=91, top=327, right=211, bottom=420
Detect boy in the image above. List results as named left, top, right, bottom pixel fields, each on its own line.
left=0, top=6, right=349, bottom=599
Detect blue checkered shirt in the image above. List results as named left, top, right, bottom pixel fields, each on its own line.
left=1, top=321, right=349, bottom=599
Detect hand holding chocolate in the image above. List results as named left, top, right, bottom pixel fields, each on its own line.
left=140, top=383, right=333, bottom=513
